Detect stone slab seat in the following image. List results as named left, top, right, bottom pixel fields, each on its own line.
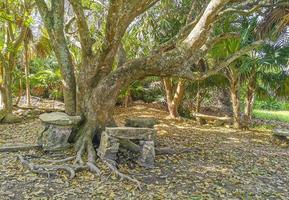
left=39, top=112, right=81, bottom=126
left=38, top=112, right=81, bottom=151
left=105, top=127, right=155, bottom=140
left=273, top=129, right=289, bottom=137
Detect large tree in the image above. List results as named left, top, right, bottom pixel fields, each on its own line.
left=35, top=0, right=266, bottom=172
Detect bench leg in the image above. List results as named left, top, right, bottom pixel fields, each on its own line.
left=138, top=140, right=155, bottom=168
left=97, top=132, right=119, bottom=161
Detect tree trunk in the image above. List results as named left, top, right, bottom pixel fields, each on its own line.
left=36, top=0, right=77, bottom=115
left=24, top=40, right=31, bottom=106
left=15, top=77, right=23, bottom=106
left=52, top=35, right=77, bottom=116
left=124, top=89, right=132, bottom=108
left=0, top=87, right=4, bottom=109
left=2, top=59, right=13, bottom=113
left=244, top=73, right=256, bottom=126
left=229, top=76, right=241, bottom=129
left=163, top=78, right=185, bottom=118
left=195, top=82, right=202, bottom=113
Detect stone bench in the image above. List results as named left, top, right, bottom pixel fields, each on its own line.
left=125, top=117, right=158, bottom=128
left=192, top=112, right=232, bottom=126
left=38, top=112, right=81, bottom=151
left=98, top=118, right=157, bottom=168
left=272, top=129, right=289, bottom=144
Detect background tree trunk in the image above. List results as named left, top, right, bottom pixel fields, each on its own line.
left=0, top=87, right=4, bottom=109
left=244, top=73, right=256, bottom=126
left=229, top=76, right=241, bottom=129
left=15, top=77, right=23, bottom=106
left=24, top=39, right=31, bottom=106
left=163, top=78, right=185, bottom=118
left=3, top=59, right=14, bottom=113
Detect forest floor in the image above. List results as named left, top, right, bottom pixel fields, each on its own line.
left=0, top=103, right=289, bottom=199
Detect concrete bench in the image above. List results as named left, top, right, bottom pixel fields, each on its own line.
left=98, top=118, right=157, bottom=168
left=38, top=112, right=81, bottom=151
left=192, top=112, right=232, bottom=126
left=272, top=129, right=289, bottom=144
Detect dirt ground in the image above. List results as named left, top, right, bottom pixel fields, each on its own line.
left=0, top=104, right=289, bottom=199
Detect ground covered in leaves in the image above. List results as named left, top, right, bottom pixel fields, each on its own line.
left=1, top=103, right=289, bottom=199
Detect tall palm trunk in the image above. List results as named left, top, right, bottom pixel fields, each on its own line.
left=0, top=87, right=4, bottom=109
left=229, top=74, right=241, bottom=129
left=2, top=57, right=14, bottom=113
left=244, top=72, right=256, bottom=125
left=24, top=39, right=31, bottom=106
left=15, top=77, right=23, bottom=106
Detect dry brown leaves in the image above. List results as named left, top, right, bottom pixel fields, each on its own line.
left=0, top=103, right=288, bottom=199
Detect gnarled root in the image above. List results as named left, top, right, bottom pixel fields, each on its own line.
left=102, top=159, right=142, bottom=190
left=74, top=132, right=101, bottom=176
left=18, top=155, right=76, bottom=179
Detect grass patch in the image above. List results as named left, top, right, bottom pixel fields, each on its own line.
left=253, top=110, right=289, bottom=123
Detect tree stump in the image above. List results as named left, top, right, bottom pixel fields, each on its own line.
left=98, top=127, right=156, bottom=168
left=38, top=112, right=81, bottom=151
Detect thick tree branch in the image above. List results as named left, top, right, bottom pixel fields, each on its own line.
left=96, top=0, right=160, bottom=77
left=194, top=40, right=264, bottom=80
left=69, top=0, right=93, bottom=56
left=35, top=0, right=51, bottom=26
left=182, top=0, right=231, bottom=50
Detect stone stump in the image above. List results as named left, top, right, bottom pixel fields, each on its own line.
left=98, top=127, right=156, bottom=168
left=38, top=112, right=81, bottom=151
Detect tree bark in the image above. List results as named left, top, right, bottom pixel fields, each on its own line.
left=163, top=78, right=185, bottom=118
left=0, top=88, right=3, bottom=109
left=244, top=72, right=256, bottom=126
left=229, top=75, right=241, bottom=129
left=36, top=0, right=77, bottom=115
left=195, top=82, right=202, bottom=113
left=15, top=77, right=23, bottom=106
left=2, top=57, right=14, bottom=113
left=24, top=39, right=31, bottom=106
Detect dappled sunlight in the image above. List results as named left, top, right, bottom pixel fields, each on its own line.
left=224, top=137, right=241, bottom=144
left=201, top=165, right=231, bottom=174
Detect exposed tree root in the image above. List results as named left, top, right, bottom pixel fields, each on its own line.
left=38, top=156, right=76, bottom=164
left=0, top=144, right=42, bottom=152
left=102, top=159, right=142, bottom=190
left=74, top=132, right=101, bottom=176
left=18, top=155, right=76, bottom=179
